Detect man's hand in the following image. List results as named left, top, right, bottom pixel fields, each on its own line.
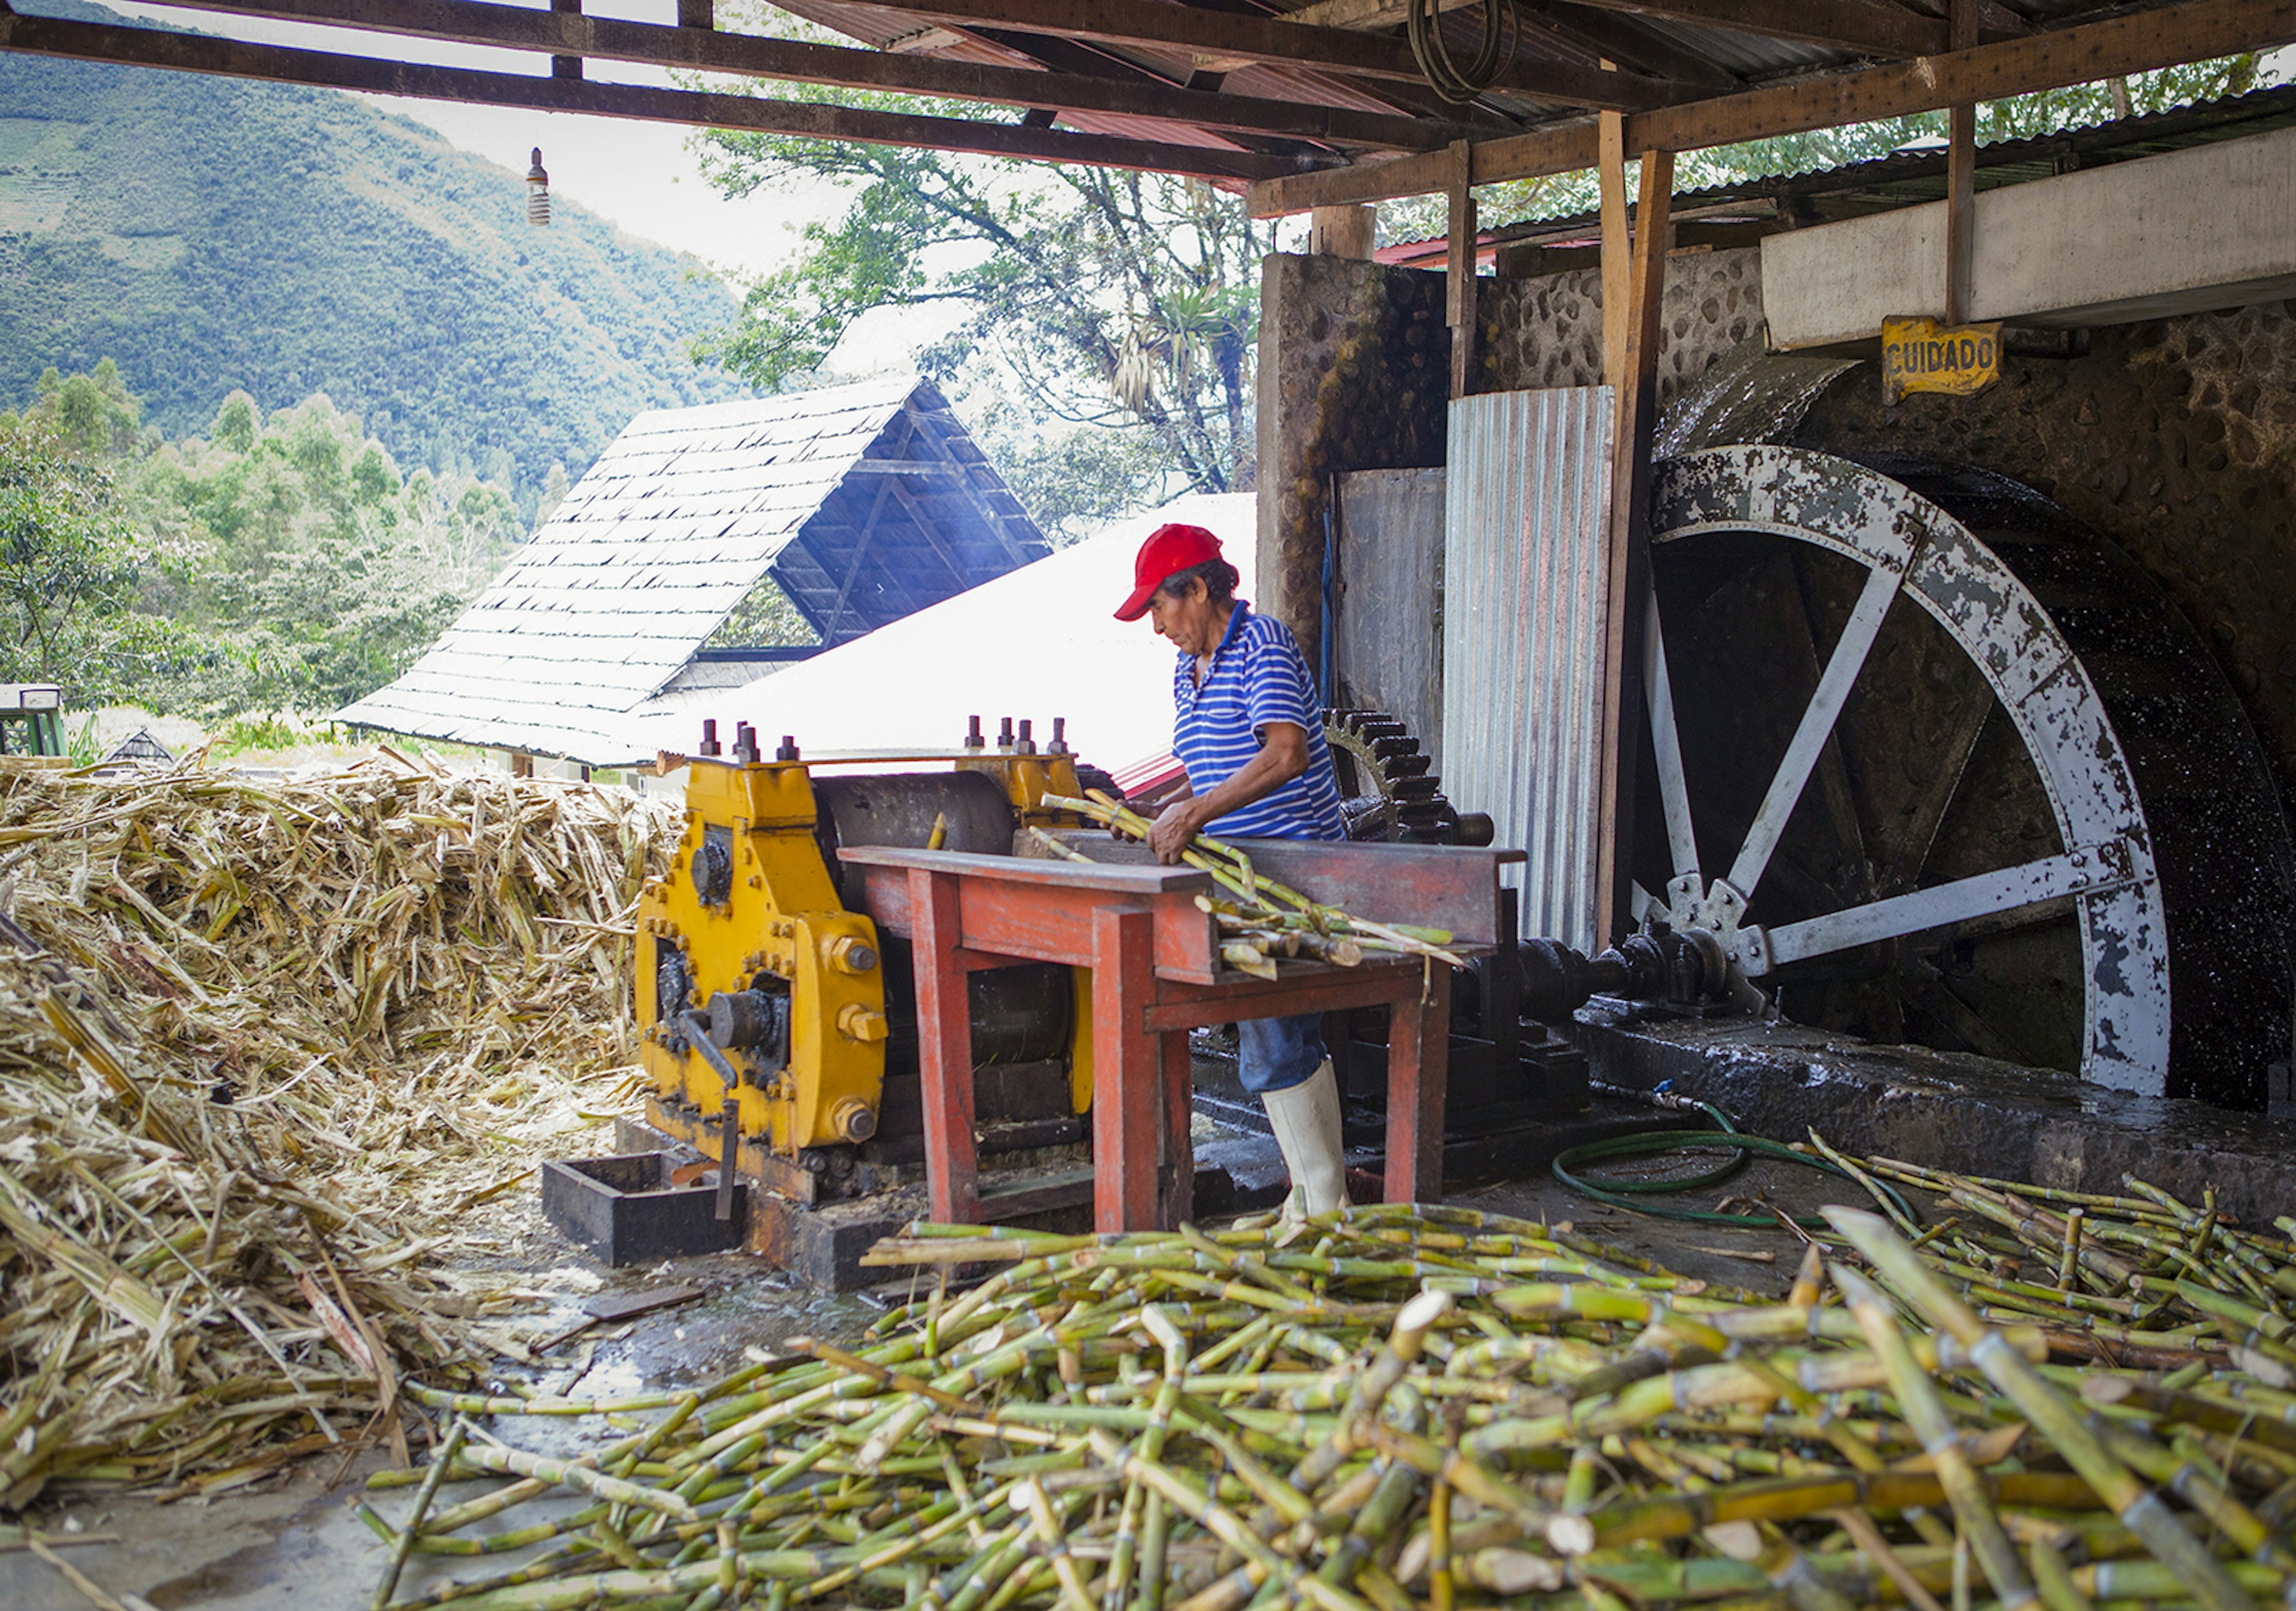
left=1147, top=800, right=1201, bottom=865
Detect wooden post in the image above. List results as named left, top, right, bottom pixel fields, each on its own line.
left=551, top=0, right=581, bottom=78
left=1159, top=1031, right=1193, bottom=1227
left=676, top=0, right=713, bottom=29
left=1308, top=203, right=1375, bottom=259
left=1445, top=140, right=1477, bottom=401
left=1383, top=964, right=1450, bottom=1205
left=911, top=868, right=980, bottom=1226
left=1592, top=149, right=1673, bottom=950
left=1091, top=906, right=1161, bottom=1231
left=1944, top=0, right=1979, bottom=324
left=1597, top=111, right=1630, bottom=395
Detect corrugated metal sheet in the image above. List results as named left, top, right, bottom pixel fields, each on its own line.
left=1440, top=387, right=1613, bottom=950
left=1333, top=467, right=1449, bottom=770
left=337, top=375, right=1048, bottom=763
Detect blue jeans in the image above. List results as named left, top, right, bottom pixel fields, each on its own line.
left=1237, top=1012, right=1327, bottom=1095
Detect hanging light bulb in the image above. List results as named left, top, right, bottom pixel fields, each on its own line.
left=525, top=148, right=550, bottom=227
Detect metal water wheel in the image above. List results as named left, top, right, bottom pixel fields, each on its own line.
left=1636, top=447, right=2294, bottom=1107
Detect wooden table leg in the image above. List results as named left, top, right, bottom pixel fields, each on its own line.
left=1091, top=906, right=1159, bottom=1232
left=910, top=867, right=979, bottom=1226
left=1159, top=1030, right=1193, bottom=1227
left=1383, top=964, right=1451, bottom=1206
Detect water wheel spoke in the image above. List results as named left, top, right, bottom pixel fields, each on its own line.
left=1725, top=558, right=1902, bottom=906
left=1761, top=842, right=2132, bottom=970
left=1897, top=956, right=2039, bottom=1066
left=1642, top=587, right=1700, bottom=888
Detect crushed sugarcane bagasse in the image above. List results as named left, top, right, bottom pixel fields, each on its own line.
left=0, top=756, right=675, bottom=1505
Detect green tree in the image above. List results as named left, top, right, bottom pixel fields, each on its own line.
left=536, top=461, right=570, bottom=525
left=707, top=575, right=816, bottom=648
left=0, top=417, right=188, bottom=701
left=29, top=359, right=145, bottom=460
left=136, top=390, right=523, bottom=714
left=692, top=13, right=1273, bottom=516
left=12, top=363, right=527, bottom=718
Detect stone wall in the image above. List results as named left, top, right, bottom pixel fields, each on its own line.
left=1255, top=246, right=1767, bottom=666
left=1474, top=244, right=1766, bottom=398
left=1254, top=253, right=1450, bottom=654
left=1799, top=300, right=2296, bottom=814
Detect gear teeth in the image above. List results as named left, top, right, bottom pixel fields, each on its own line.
left=1321, top=706, right=1467, bottom=845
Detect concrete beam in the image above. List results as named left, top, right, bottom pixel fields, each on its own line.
left=1763, top=124, right=2296, bottom=347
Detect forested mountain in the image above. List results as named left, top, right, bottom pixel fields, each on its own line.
left=0, top=4, right=744, bottom=505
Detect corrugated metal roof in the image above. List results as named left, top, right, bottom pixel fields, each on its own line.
left=769, top=0, right=2152, bottom=173
left=337, top=374, right=1050, bottom=763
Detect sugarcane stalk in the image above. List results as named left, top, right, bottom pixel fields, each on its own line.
left=1044, top=793, right=1463, bottom=966
left=1104, top=1306, right=1186, bottom=1611
left=2028, top=1537, right=2096, bottom=1611
left=2083, top=1413, right=2292, bottom=1569
left=374, top=1416, right=470, bottom=1609
left=1833, top=1267, right=2035, bottom=1610
left=1824, top=1206, right=2255, bottom=1611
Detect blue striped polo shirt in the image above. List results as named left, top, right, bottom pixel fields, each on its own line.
left=1173, top=603, right=1345, bottom=842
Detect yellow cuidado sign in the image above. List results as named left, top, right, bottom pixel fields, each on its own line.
left=1880, top=316, right=2003, bottom=403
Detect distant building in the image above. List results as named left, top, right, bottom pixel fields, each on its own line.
left=100, top=729, right=174, bottom=767
left=338, top=375, right=1048, bottom=769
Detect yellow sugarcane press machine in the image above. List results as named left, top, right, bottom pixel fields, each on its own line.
left=541, top=707, right=1740, bottom=1286
left=545, top=715, right=1126, bottom=1284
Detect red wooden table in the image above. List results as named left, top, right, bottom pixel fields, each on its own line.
left=839, top=836, right=1519, bottom=1232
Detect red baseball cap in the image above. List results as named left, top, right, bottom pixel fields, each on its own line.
left=1115, top=523, right=1225, bottom=621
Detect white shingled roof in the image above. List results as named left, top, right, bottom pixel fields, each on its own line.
left=337, top=375, right=1047, bottom=762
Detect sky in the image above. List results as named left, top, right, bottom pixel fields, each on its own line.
left=102, top=0, right=808, bottom=265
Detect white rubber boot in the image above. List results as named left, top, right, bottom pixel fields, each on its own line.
left=1260, top=1059, right=1347, bottom=1219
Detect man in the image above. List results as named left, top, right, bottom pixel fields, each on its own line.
left=1113, top=521, right=1350, bottom=1216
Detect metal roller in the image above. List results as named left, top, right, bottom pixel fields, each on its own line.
left=812, top=771, right=1016, bottom=903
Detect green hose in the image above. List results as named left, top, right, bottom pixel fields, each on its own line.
left=1550, top=1100, right=1917, bottom=1231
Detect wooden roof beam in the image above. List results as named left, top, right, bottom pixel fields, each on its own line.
left=0, top=2, right=1327, bottom=179
left=846, top=0, right=1696, bottom=108
left=120, top=0, right=1476, bottom=149
left=1288, top=0, right=1959, bottom=57
left=1530, top=2, right=1741, bottom=91
left=1248, top=0, right=2296, bottom=213
left=897, top=404, right=1038, bottom=564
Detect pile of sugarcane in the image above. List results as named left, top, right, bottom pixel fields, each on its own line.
left=1034, top=794, right=1461, bottom=978
left=362, top=1180, right=2296, bottom=1611
left=0, top=756, right=676, bottom=1503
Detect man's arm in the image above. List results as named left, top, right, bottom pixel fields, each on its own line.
left=1146, top=722, right=1308, bottom=863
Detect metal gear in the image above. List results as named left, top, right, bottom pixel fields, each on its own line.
left=1322, top=708, right=1491, bottom=844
